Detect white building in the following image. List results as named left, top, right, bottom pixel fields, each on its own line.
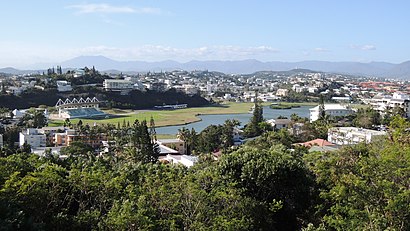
left=157, top=139, right=186, bottom=155
left=164, top=154, right=199, bottom=168
left=12, top=109, right=25, bottom=119
left=103, top=79, right=133, bottom=91
left=366, top=92, right=410, bottom=118
left=309, top=104, right=354, bottom=122
left=308, top=87, right=318, bottom=93
left=267, top=119, right=292, bottom=130
left=276, top=89, right=289, bottom=97
left=56, top=80, right=72, bottom=92
left=19, top=128, right=47, bottom=148
left=0, top=134, right=3, bottom=147
left=32, top=147, right=63, bottom=157
left=328, top=127, right=387, bottom=145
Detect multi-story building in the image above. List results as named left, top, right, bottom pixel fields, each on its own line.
left=366, top=92, right=410, bottom=118
left=54, top=129, right=107, bottom=148
left=156, top=139, right=186, bottom=155
left=103, top=79, right=133, bottom=91
left=19, top=128, right=47, bottom=148
left=309, top=104, right=354, bottom=122
left=328, top=127, right=386, bottom=145
left=54, top=129, right=77, bottom=147
left=56, top=80, right=72, bottom=92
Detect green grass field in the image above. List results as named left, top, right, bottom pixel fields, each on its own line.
left=48, top=102, right=260, bottom=127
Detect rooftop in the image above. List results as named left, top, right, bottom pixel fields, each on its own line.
left=157, top=139, right=183, bottom=144
left=310, top=104, right=351, bottom=111
left=329, top=127, right=387, bottom=136
left=295, top=138, right=334, bottom=147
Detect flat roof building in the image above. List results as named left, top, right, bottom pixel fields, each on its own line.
left=309, top=104, right=354, bottom=122
left=328, top=127, right=386, bottom=145
left=19, top=128, right=46, bottom=148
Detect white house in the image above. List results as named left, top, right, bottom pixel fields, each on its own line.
left=0, top=134, right=3, bottom=147
left=56, top=80, right=72, bottom=92
left=157, top=139, right=186, bottom=155
left=328, top=127, right=387, bottom=145
left=12, top=109, right=25, bottom=119
left=19, top=128, right=47, bottom=148
left=267, top=119, right=292, bottom=130
left=309, top=104, right=354, bottom=122
left=165, top=154, right=199, bottom=168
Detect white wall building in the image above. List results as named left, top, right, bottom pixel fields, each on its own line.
left=328, top=127, right=387, bottom=145
left=56, top=80, right=72, bottom=92
left=165, top=154, right=199, bottom=168
left=19, top=128, right=46, bottom=148
left=0, top=134, right=3, bottom=147
left=309, top=104, right=354, bottom=122
left=157, top=139, right=186, bottom=155
left=366, top=92, right=410, bottom=118
left=267, top=119, right=292, bottom=130
left=103, top=79, right=133, bottom=91
left=12, top=109, right=25, bottom=119
left=276, top=89, right=289, bottom=97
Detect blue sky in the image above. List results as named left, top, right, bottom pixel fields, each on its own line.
left=1, top=0, right=409, bottom=67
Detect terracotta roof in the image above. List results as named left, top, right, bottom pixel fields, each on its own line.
left=294, top=138, right=334, bottom=147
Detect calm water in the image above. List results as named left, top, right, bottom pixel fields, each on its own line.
left=156, top=106, right=313, bottom=134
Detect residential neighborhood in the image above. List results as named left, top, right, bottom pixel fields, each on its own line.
left=2, top=66, right=410, bottom=167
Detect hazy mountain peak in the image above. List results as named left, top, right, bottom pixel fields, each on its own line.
left=2, top=56, right=410, bottom=79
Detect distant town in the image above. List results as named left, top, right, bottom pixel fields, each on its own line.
left=0, top=66, right=409, bottom=230
left=1, top=66, right=410, bottom=157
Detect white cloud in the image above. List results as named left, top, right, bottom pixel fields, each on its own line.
left=64, top=45, right=280, bottom=61
left=314, top=47, right=330, bottom=52
left=66, top=3, right=161, bottom=15
left=350, top=44, right=376, bottom=50
left=0, top=43, right=280, bottom=68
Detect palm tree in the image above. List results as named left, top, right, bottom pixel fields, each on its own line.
left=177, top=127, right=190, bottom=155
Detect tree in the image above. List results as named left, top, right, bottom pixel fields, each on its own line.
left=197, top=125, right=222, bottom=153
left=32, top=110, right=47, bottom=128
left=244, top=94, right=264, bottom=137
left=318, top=95, right=326, bottom=121
left=218, top=144, right=316, bottom=230
left=63, top=118, right=71, bottom=128
left=220, top=119, right=240, bottom=152
left=126, top=120, right=159, bottom=163
left=305, top=140, right=410, bottom=230
left=353, top=107, right=381, bottom=129
left=0, top=107, right=10, bottom=120
left=177, top=127, right=190, bottom=154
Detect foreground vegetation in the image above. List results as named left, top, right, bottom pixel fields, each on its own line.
left=0, top=115, right=409, bottom=230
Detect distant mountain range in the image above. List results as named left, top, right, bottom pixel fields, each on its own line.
left=2, top=55, right=410, bottom=79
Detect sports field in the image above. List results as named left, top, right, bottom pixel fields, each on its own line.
left=48, top=102, right=261, bottom=127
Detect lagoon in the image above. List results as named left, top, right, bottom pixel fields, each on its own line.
left=156, top=105, right=313, bottom=134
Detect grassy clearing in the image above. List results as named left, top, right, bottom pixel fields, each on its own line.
left=156, top=134, right=177, bottom=139
left=48, top=102, right=258, bottom=127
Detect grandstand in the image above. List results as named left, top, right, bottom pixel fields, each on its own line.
left=55, top=97, right=106, bottom=119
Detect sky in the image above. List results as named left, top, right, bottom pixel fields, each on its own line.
left=0, top=0, right=409, bottom=68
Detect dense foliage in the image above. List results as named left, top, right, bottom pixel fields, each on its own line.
left=0, top=117, right=409, bottom=230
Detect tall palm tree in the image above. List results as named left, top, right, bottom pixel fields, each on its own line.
left=177, top=127, right=190, bottom=155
